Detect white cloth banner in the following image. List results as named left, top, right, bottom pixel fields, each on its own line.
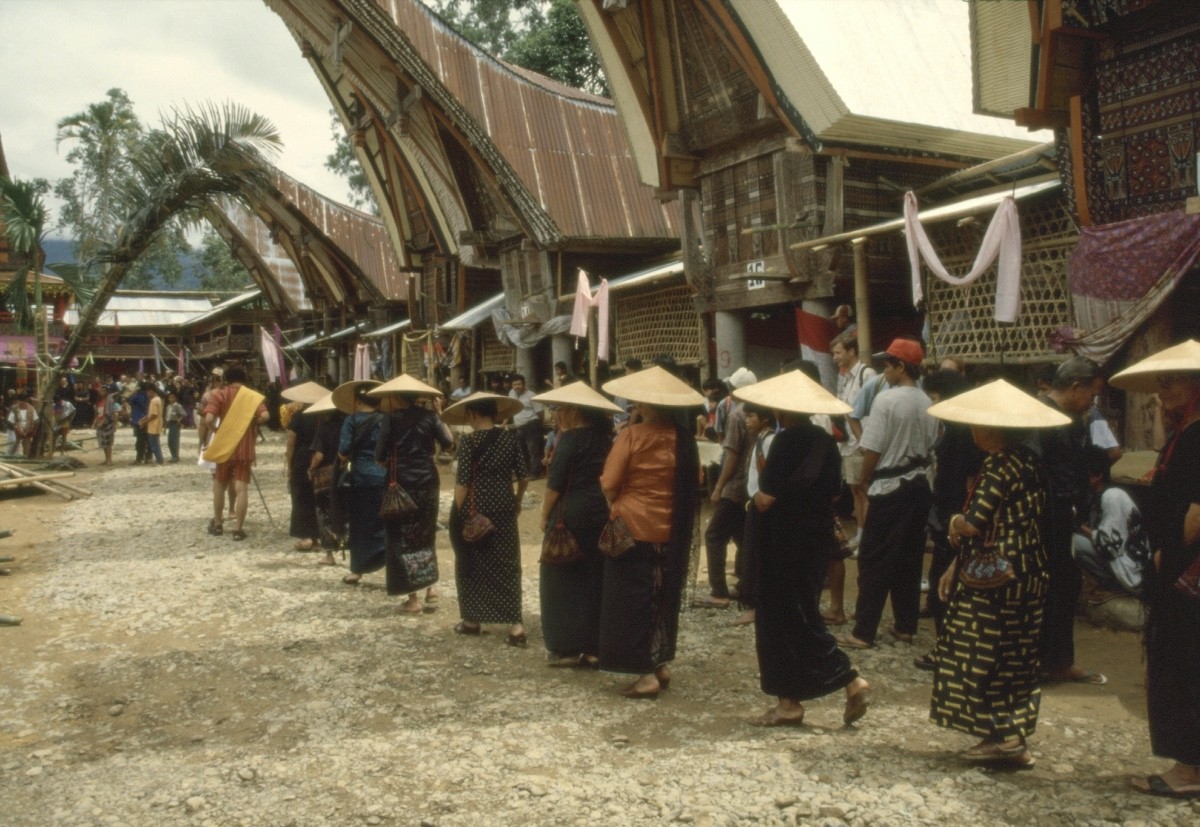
left=903, top=191, right=1023, bottom=323
left=260, top=327, right=282, bottom=384
left=353, top=342, right=371, bottom=380
left=568, top=270, right=610, bottom=361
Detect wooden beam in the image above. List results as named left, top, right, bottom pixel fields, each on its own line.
left=852, top=238, right=872, bottom=356
left=1069, top=95, right=1092, bottom=227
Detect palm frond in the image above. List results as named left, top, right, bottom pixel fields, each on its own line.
left=1, top=177, right=48, bottom=254
left=44, top=262, right=97, bottom=305
left=0, top=264, right=34, bottom=329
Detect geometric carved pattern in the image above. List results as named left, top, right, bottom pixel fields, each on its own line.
left=926, top=194, right=1077, bottom=365
left=615, top=283, right=704, bottom=367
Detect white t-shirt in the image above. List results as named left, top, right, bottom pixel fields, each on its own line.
left=859, top=385, right=937, bottom=497
left=746, top=430, right=775, bottom=498
left=836, top=362, right=876, bottom=457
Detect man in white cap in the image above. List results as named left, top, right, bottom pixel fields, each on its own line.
left=839, top=339, right=938, bottom=650
left=697, top=366, right=757, bottom=608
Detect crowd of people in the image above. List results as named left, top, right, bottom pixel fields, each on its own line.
left=9, top=332, right=1194, bottom=799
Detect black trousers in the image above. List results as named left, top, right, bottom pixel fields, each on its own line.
left=1039, top=497, right=1082, bottom=672
left=133, top=425, right=148, bottom=463
left=704, top=497, right=745, bottom=598
left=515, top=420, right=545, bottom=478
left=924, top=505, right=957, bottom=635
left=852, top=477, right=931, bottom=644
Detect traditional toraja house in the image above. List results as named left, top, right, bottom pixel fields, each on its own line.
left=208, top=166, right=407, bottom=381
left=578, top=0, right=1046, bottom=380
left=968, top=0, right=1200, bottom=449
left=261, top=0, right=684, bottom=386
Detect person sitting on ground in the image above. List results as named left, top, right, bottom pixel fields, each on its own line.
left=1072, top=446, right=1150, bottom=599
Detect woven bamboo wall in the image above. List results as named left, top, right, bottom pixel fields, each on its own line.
left=478, top=325, right=513, bottom=374
left=925, top=193, right=1076, bottom=365
left=614, top=284, right=704, bottom=367
left=401, top=333, right=426, bottom=377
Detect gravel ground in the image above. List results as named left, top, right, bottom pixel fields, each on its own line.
left=0, top=428, right=1195, bottom=827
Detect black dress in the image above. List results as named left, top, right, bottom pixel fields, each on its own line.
left=450, top=428, right=528, bottom=624
left=1143, top=420, right=1200, bottom=766
left=754, top=422, right=859, bottom=701
left=375, top=406, right=452, bottom=595
left=539, top=426, right=610, bottom=658
left=287, top=410, right=320, bottom=542
left=311, top=412, right=346, bottom=549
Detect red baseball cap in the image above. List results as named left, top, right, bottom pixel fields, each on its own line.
left=872, top=338, right=925, bottom=367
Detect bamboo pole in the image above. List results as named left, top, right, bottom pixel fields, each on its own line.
left=851, top=238, right=872, bottom=356
left=0, top=461, right=89, bottom=496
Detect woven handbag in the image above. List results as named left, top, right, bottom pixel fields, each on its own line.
left=597, top=515, right=636, bottom=558
left=956, top=490, right=1015, bottom=590
left=539, top=470, right=582, bottom=565
left=461, top=448, right=495, bottom=544
left=379, top=448, right=418, bottom=519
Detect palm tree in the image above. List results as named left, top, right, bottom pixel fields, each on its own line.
left=47, top=102, right=281, bottom=452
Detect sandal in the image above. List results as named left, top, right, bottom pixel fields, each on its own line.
left=207, top=519, right=223, bottom=536
left=750, top=709, right=805, bottom=728
left=1131, top=775, right=1200, bottom=799
left=506, top=631, right=528, bottom=648
left=1043, top=669, right=1107, bottom=686
left=231, top=530, right=247, bottom=541
left=454, top=622, right=481, bottom=635
left=342, top=574, right=361, bottom=586
left=692, top=595, right=731, bottom=609
left=964, top=738, right=1025, bottom=762
left=397, top=601, right=424, bottom=615
left=913, top=652, right=938, bottom=672
left=888, top=628, right=914, bottom=643
left=293, top=540, right=315, bottom=551
left=835, top=633, right=873, bottom=650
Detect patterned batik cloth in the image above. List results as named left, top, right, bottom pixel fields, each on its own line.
left=930, top=446, right=1048, bottom=740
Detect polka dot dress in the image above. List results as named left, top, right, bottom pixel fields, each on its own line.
left=452, top=427, right=528, bottom=624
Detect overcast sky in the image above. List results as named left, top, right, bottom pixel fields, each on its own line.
left=0, top=0, right=349, bottom=237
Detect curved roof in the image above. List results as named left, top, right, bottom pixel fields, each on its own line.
left=265, top=0, right=679, bottom=246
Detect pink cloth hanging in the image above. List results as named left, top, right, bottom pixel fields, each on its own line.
left=353, top=343, right=371, bottom=380
left=568, top=269, right=610, bottom=361
left=260, top=327, right=282, bottom=384
left=903, top=191, right=1023, bottom=323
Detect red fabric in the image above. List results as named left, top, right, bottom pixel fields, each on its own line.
left=794, top=309, right=839, bottom=354
left=202, top=384, right=267, bottom=465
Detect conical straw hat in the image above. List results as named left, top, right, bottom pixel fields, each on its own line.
left=927, top=379, right=1070, bottom=428
left=601, top=365, right=704, bottom=408
left=280, top=381, right=329, bottom=405
left=306, top=391, right=337, bottom=414
left=533, top=381, right=622, bottom=413
left=440, top=391, right=526, bottom=426
left=369, top=373, right=443, bottom=398
left=732, top=370, right=851, bottom=415
left=1109, top=339, right=1200, bottom=393
left=331, top=380, right=382, bottom=414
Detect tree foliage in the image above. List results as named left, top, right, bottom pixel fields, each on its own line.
left=54, top=88, right=191, bottom=289
left=323, top=110, right=377, bottom=213
left=197, top=228, right=253, bottom=292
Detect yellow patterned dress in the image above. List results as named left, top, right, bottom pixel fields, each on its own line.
left=930, top=445, right=1048, bottom=740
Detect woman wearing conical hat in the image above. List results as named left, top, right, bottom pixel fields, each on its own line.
left=281, top=381, right=330, bottom=553
left=597, top=366, right=702, bottom=698
left=370, top=375, right=452, bottom=614
left=1110, top=340, right=1200, bottom=798
left=927, top=379, right=1069, bottom=769
left=732, top=366, right=871, bottom=728
left=532, top=382, right=621, bottom=667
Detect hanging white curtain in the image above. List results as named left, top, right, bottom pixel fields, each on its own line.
left=569, top=269, right=611, bottom=361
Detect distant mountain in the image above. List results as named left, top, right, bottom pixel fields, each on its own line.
left=41, top=238, right=205, bottom=290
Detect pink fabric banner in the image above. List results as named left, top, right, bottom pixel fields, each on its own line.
left=569, top=270, right=610, bottom=361
left=904, top=191, right=1023, bottom=323
left=260, top=327, right=282, bottom=384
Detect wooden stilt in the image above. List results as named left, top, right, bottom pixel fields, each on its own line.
left=852, top=238, right=872, bottom=354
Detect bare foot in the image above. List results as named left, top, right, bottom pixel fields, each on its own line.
left=731, top=609, right=755, bottom=626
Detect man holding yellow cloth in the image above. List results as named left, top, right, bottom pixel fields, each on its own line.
left=198, top=366, right=269, bottom=541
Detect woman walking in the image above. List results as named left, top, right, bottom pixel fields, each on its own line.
left=306, top=392, right=345, bottom=567
left=333, top=381, right=387, bottom=585
left=442, top=392, right=529, bottom=645
left=597, top=366, right=702, bottom=699
left=282, top=381, right=329, bottom=552
left=927, top=379, right=1068, bottom=768
left=369, top=375, right=452, bottom=614
left=533, top=382, right=620, bottom=666
left=733, top=369, right=870, bottom=727
left=1111, top=340, right=1200, bottom=798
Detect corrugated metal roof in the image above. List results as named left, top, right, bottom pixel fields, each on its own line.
left=364, top=318, right=411, bottom=338
left=286, top=332, right=320, bottom=350
left=754, top=0, right=1047, bottom=154
left=607, top=259, right=684, bottom=293
left=183, top=290, right=263, bottom=327
left=282, top=0, right=680, bottom=244
left=63, top=293, right=217, bottom=328
left=969, top=0, right=1036, bottom=120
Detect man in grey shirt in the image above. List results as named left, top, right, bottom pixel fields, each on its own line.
left=839, top=339, right=938, bottom=649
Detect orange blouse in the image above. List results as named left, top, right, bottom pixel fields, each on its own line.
left=600, top=422, right=679, bottom=544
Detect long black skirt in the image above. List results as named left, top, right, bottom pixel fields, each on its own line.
left=384, top=483, right=440, bottom=596
left=540, top=536, right=604, bottom=658
left=756, top=525, right=857, bottom=701
left=289, top=473, right=319, bottom=541
left=346, top=485, right=386, bottom=574
left=1146, top=589, right=1200, bottom=765
left=599, top=540, right=686, bottom=675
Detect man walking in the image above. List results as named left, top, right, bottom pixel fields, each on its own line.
left=698, top=366, right=757, bottom=608
left=839, top=339, right=937, bottom=649
left=1028, top=356, right=1108, bottom=684
left=198, top=366, right=268, bottom=541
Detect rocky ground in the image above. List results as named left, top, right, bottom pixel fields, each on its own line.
left=0, top=427, right=1194, bottom=827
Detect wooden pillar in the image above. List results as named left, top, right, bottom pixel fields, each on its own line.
left=852, top=237, right=872, bottom=355
left=588, top=306, right=598, bottom=388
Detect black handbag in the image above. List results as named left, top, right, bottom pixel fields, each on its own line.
left=392, top=547, right=439, bottom=593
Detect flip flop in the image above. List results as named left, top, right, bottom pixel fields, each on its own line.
left=342, top=575, right=361, bottom=586
left=316, top=559, right=337, bottom=567
left=692, top=596, right=731, bottom=609
left=207, top=520, right=223, bottom=536
left=1131, top=775, right=1200, bottom=799
left=454, top=622, right=481, bottom=635
left=913, top=652, right=938, bottom=672
left=397, top=603, right=424, bottom=614
left=1044, top=670, right=1107, bottom=686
